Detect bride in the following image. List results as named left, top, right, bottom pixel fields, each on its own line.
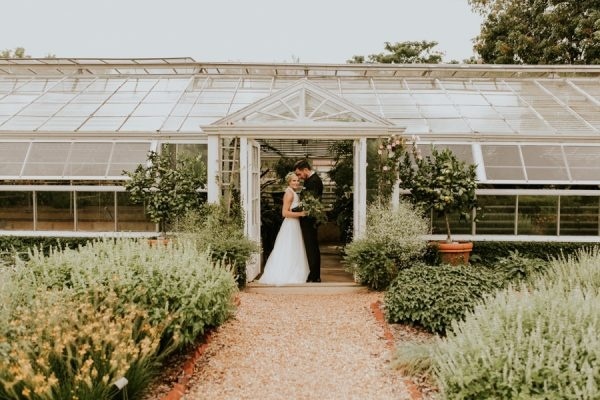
left=259, top=172, right=310, bottom=285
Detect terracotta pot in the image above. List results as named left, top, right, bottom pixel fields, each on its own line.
left=437, top=241, right=473, bottom=265
left=148, top=237, right=170, bottom=247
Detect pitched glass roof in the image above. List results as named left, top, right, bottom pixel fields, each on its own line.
left=1, top=59, right=600, bottom=183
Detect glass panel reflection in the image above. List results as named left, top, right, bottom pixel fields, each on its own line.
left=431, top=210, right=473, bottom=236
left=77, top=192, right=115, bottom=231
left=37, top=192, right=74, bottom=231
left=476, top=195, right=516, bottom=235
left=0, top=192, right=33, bottom=230
left=517, top=195, right=557, bottom=235
left=560, top=196, right=599, bottom=236
left=117, top=192, right=154, bottom=232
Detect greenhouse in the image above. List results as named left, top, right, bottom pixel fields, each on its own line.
left=1, top=58, right=600, bottom=247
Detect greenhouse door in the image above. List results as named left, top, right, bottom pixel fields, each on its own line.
left=353, top=137, right=367, bottom=239
left=240, top=138, right=261, bottom=282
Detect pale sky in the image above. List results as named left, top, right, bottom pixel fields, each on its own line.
left=3, top=0, right=483, bottom=63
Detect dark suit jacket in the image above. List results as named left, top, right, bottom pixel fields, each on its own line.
left=303, top=172, right=323, bottom=200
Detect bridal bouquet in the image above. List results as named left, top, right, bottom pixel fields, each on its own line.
left=296, top=191, right=327, bottom=225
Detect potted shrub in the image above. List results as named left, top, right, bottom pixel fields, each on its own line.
left=398, top=144, right=478, bottom=265
left=123, top=148, right=206, bottom=239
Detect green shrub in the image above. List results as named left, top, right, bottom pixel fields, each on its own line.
left=470, top=241, right=590, bottom=265
left=385, top=264, right=502, bottom=334
left=433, top=285, right=600, bottom=399
left=541, top=246, right=600, bottom=293
left=489, top=250, right=549, bottom=285
left=344, top=201, right=429, bottom=290
left=176, top=204, right=258, bottom=288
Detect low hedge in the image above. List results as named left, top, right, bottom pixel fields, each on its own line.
left=385, top=264, right=503, bottom=334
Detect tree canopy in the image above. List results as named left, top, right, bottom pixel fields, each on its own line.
left=469, top=0, right=600, bottom=64
left=0, top=47, right=28, bottom=58
left=348, top=41, right=444, bottom=64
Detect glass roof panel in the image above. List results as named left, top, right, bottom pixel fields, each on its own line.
left=83, top=79, right=126, bottom=92
left=39, top=116, right=88, bottom=131
left=15, top=79, right=61, bottom=92
left=470, top=119, right=515, bottom=134
left=143, top=91, right=181, bottom=103
left=120, top=116, right=164, bottom=131
left=160, top=116, right=185, bottom=131
left=181, top=117, right=216, bottom=131
left=189, top=103, right=229, bottom=117
left=411, top=93, right=452, bottom=105
left=107, top=142, right=152, bottom=176
left=391, top=118, right=429, bottom=133
left=0, top=142, right=28, bottom=175
left=22, top=142, right=70, bottom=176
left=95, top=103, right=137, bottom=117
left=457, top=105, right=501, bottom=119
left=447, top=93, right=489, bottom=106
left=18, top=102, right=64, bottom=116
left=132, top=103, right=174, bottom=117
left=0, top=116, right=46, bottom=130
left=56, top=103, right=102, bottom=116
left=377, top=93, right=414, bottom=105
left=521, top=145, right=569, bottom=180
left=0, top=94, right=38, bottom=103
left=119, top=79, right=158, bottom=92
left=0, top=103, right=24, bottom=115
left=564, top=146, right=600, bottom=181
left=71, top=93, right=112, bottom=103
left=49, top=78, right=95, bottom=92
left=427, top=119, right=471, bottom=132
left=107, top=92, right=147, bottom=103
left=483, top=93, right=521, bottom=107
left=420, top=105, right=458, bottom=118
left=481, top=144, right=525, bottom=180
left=37, top=92, right=78, bottom=103
left=78, top=116, right=126, bottom=131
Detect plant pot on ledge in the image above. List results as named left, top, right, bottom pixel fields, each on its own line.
left=437, top=241, right=473, bottom=265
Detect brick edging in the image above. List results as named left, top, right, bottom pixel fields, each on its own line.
left=160, top=294, right=241, bottom=400
left=370, top=300, right=424, bottom=400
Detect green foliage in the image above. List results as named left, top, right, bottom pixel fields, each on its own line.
left=176, top=202, right=259, bottom=288
left=0, top=239, right=237, bottom=399
left=327, top=140, right=354, bottom=243
left=470, top=241, right=590, bottom=264
left=348, top=41, right=445, bottom=64
left=542, top=246, right=600, bottom=292
left=344, top=201, right=429, bottom=290
left=385, top=264, right=502, bottom=334
left=434, top=286, right=600, bottom=398
left=399, top=145, right=478, bottom=243
left=123, top=148, right=207, bottom=235
left=469, top=0, right=600, bottom=64
left=0, top=47, right=28, bottom=58
left=489, top=250, right=549, bottom=284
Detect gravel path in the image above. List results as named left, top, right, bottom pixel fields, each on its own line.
left=183, top=292, right=411, bottom=400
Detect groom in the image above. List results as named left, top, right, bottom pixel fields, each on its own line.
left=294, top=159, right=324, bottom=283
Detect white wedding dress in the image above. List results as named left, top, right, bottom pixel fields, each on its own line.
left=259, top=188, right=310, bottom=285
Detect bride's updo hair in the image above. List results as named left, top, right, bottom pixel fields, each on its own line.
left=285, top=171, right=296, bottom=184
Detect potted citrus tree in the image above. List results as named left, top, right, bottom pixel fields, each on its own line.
left=123, top=148, right=206, bottom=240
left=398, top=144, right=478, bottom=265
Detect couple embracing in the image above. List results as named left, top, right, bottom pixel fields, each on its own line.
left=259, top=160, right=324, bottom=285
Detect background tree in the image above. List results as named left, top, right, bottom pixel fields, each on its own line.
left=348, top=41, right=444, bottom=64
left=0, top=47, right=28, bottom=58
left=469, top=0, right=600, bottom=64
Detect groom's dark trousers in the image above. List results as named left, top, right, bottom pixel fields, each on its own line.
left=300, top=172, right=324, bottom=282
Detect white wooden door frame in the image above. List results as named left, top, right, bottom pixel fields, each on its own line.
left=353, top=137, right=367, bottom=239
left=240, top=137, right=262, bottom=282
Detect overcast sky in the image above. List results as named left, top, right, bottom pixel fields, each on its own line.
left=3, top=0, right=483, bottom=63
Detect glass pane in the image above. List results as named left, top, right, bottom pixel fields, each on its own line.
left=94, top=103, right=137, bottom=117
left=132, top=103, right=174, bottom=116
left=481, top=145, right=524, bottom=180
left=22, top=142, right=70, bottom=177
left=78, top=116, right=126, bottom=131
left=517, top=196, right=558, bottom=235
left=39, top=116, right=88, bottom=131
left=117, top=192, right=154, bottom=232
left=119, top=116, right=164, bottom=131
left=521, top=145, right=568, bottom=181
left=0, top=142, right=29, bottom=176
left=476, top=195, right=516, bottom=235
left=108, top=142, right=151, bottom=176
left=560, top=196, right=599, bottom=236
left=37, top=192, right=74, bottom=231
left=65, top=142, right=112, bottom=176
left=0, top=192, right=33, bottom=230
left=431, top=210, right=472, bottom=236
left=77, top=192, right=115, bottom=231
left=564, top=146, right=600, bottom=181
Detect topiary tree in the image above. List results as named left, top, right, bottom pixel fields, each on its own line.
left=123, top=149, right=206, bottom=237
left=399, top=145, right=478, bottom=243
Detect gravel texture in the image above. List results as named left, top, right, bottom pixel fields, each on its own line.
left=181, top=292, right=411, bottom=400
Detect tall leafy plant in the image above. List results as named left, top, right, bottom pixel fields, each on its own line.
left=398, top=145, right=478, bottom=243
left=123, top=149, right=206, bottom=236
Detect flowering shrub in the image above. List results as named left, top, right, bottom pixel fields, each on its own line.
left=0, top=239, right=237, bottom=399
left=344, top=201, right=429, bottom=290
left=375, top=134, right=405, bottom=203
